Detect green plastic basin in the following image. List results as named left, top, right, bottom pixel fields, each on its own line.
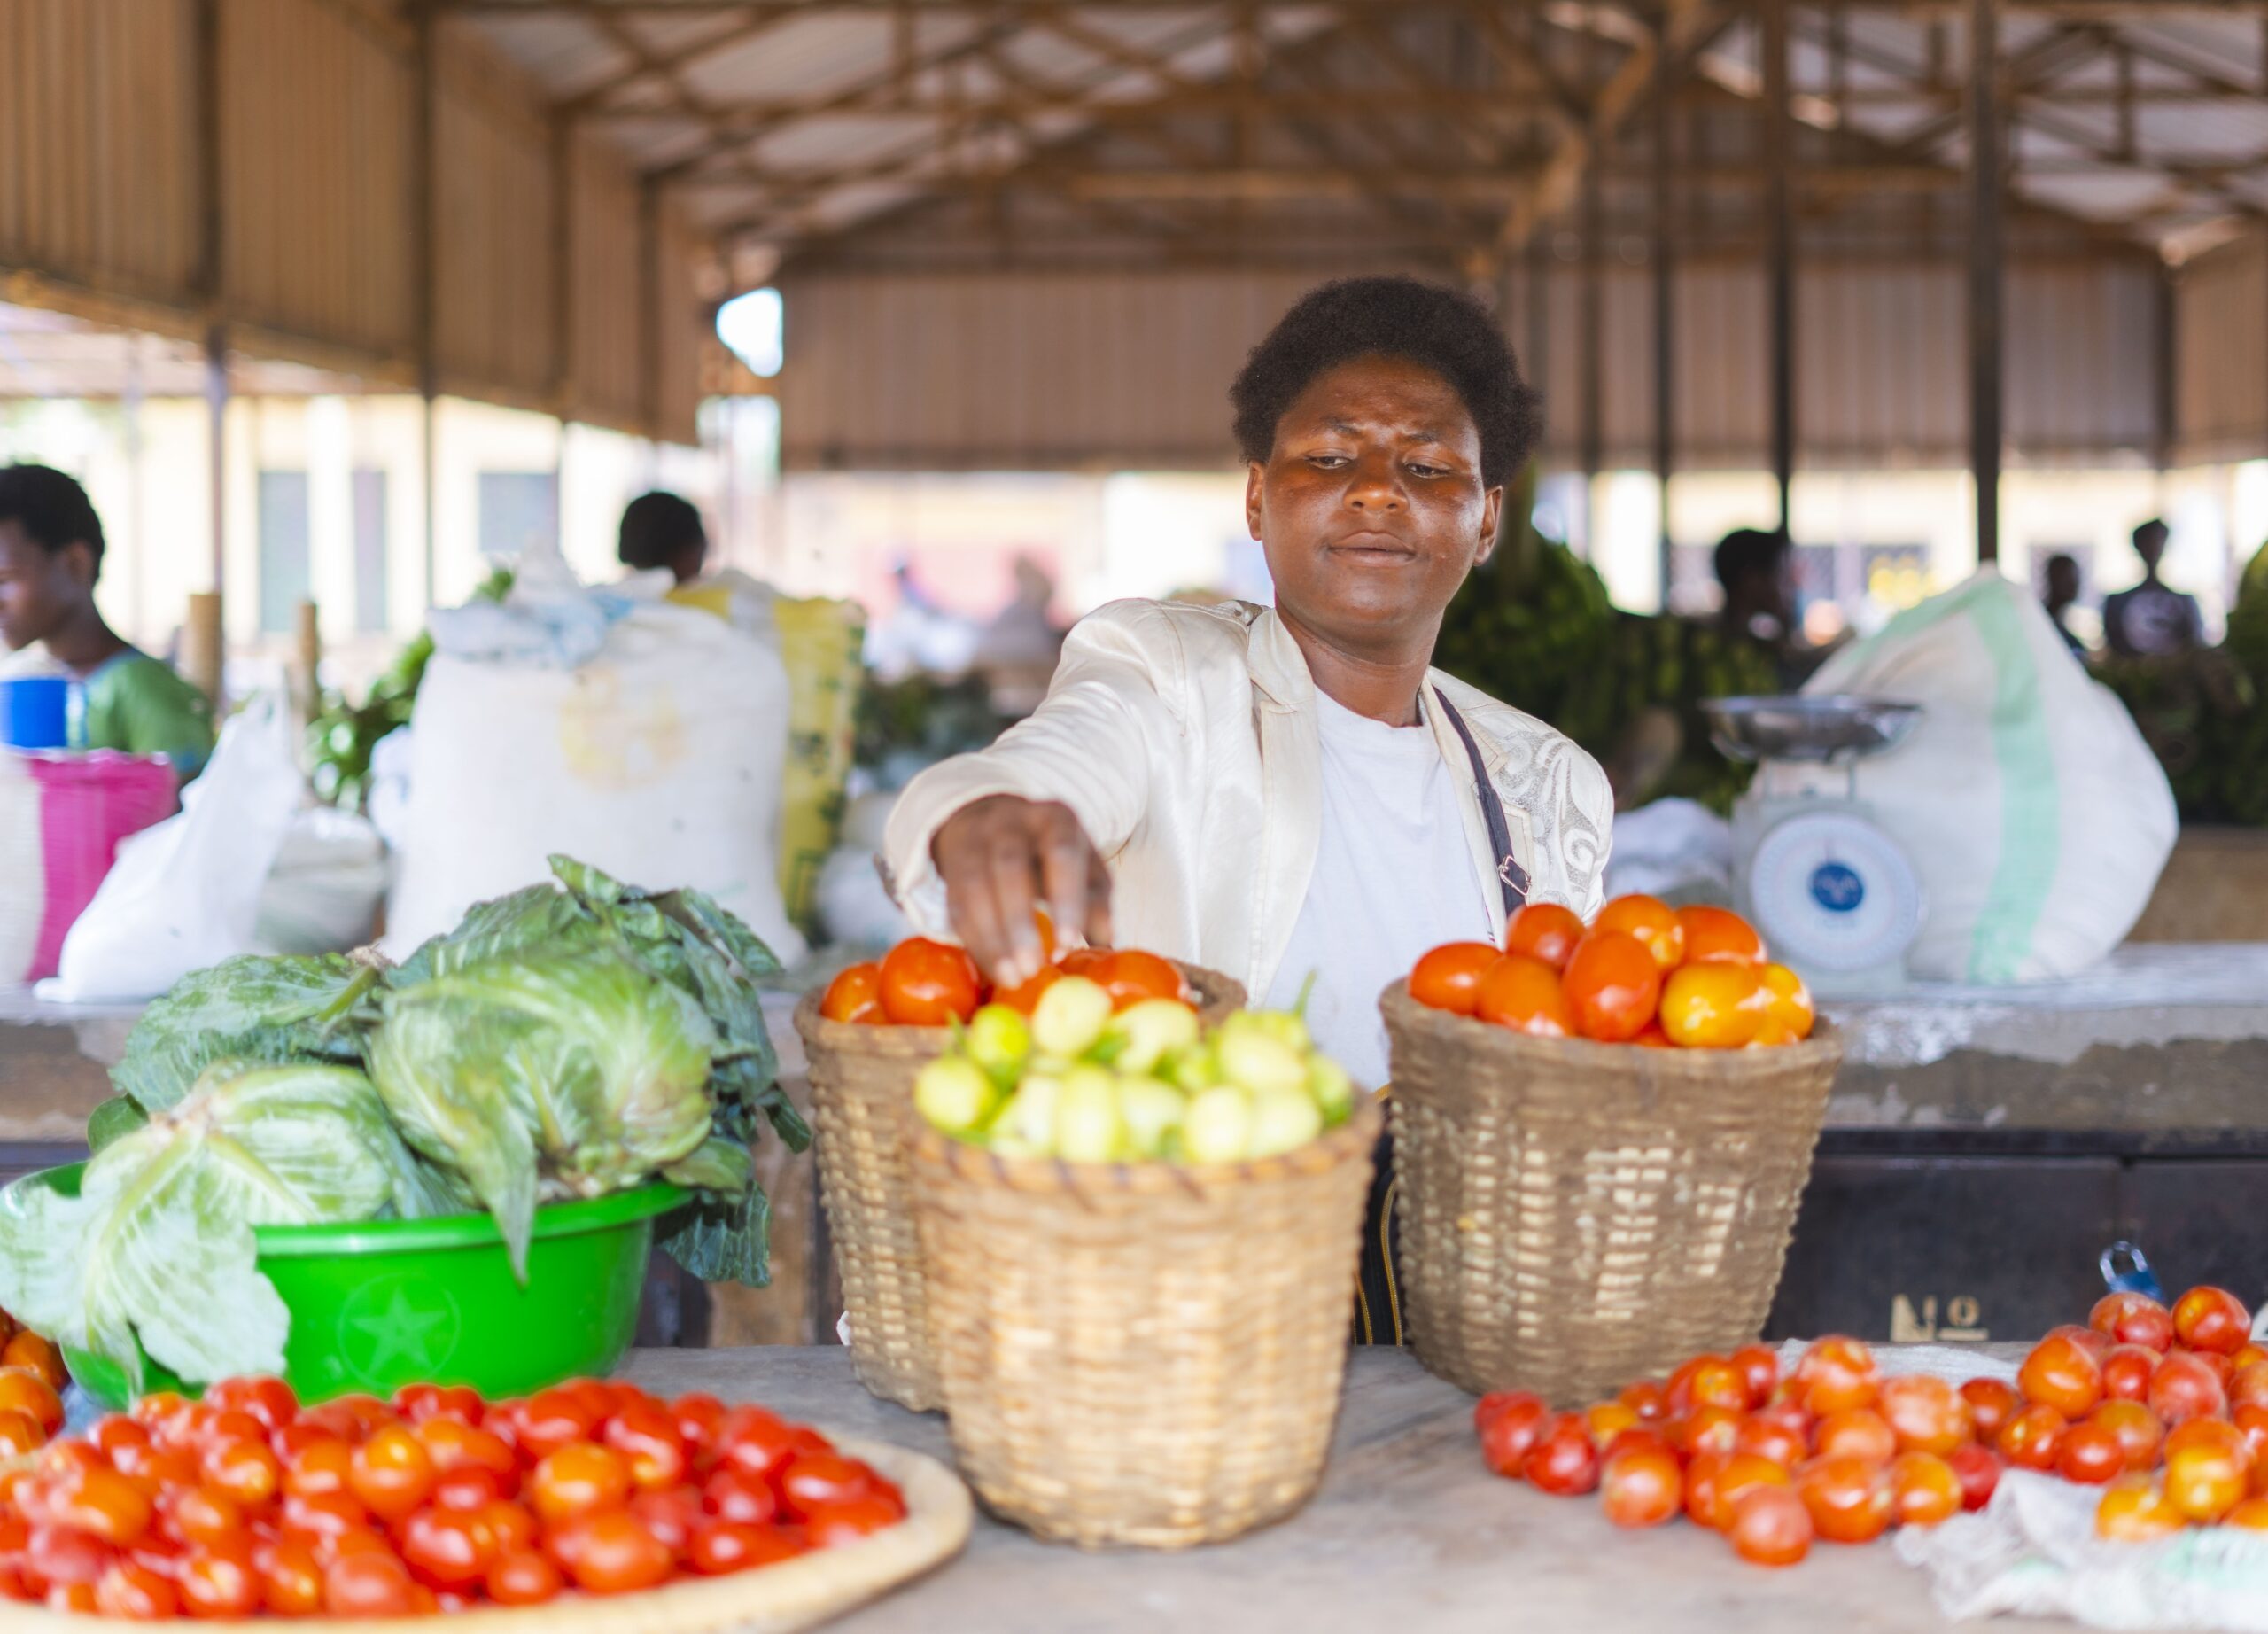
left=29, top=1163, right=687, bottom=1411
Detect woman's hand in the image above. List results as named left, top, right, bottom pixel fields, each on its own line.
left=930, top=795, right=1113, bottom=987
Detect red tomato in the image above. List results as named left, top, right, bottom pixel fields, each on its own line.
left=94, top=1560, right=177, bottom=1621
left=257, top=1537, right=323, bottom=1616
left=804, top=1496, right=904, bottom=1548
left=1675, top=904, right=1766, bottom=966
left=1522, top=1417, right=1601, bottom=1497
left=819, top=962, right=885, bottom=1024
left=348, top=1427, right=432, bottom=1524
left=0, top=1370, right=64, bottom=1436
left=1730, top=1346, right=1781, bottom=1410
left=1406, top=939, right=1496, bottom=1016
left=1728, top=1485, right=1812, bottom=1567
left=1946, top=1444, right=2002, bottom=1512
left=390, top=1383, right=479, bottom=1427
left=2056, top=1420, right=2127, bottom=1486
left=2092, top=1293, right=2177, bottom=1353
left=1617, top=1381, right=1669, bottom=1422
left=717, top=1407, right=801, bottom=1483
left=163, top=1486, right=245, bottom=1551
left=282, top=1438, right=353, bottom=1501
left=528, top=1443, right=631, bottom=1527
left=178, top=1540, right=260, bottom=1618
left=322, top=1550, right=417, bottom=1617
left=2231, top=1362, right=2268, bottom=1415
left=628, top=1490, right=700, bottom=1560
left=1798, top=1455, right=1893, bottom=1545
left=27, top=1522, right=116, bottom=1589
left=1093, top=950, right=1184, bottom=1010
left=399, top=1507, right=494, bottom=1591
left=1695, top=1453, right=1789, bottom=1533
left=49, top=1469, right=153, bottom=1548
left=1996, top=1404, right=2070, bottom=1473
left=604, top=1401, right=689, bottom=1492
left=992, top=963, right=1062, bottom=1016
left=1582, top=1402, right=1640, bottom=1448
left=206, top=1379, right=299, bottom=1436
left=1658, top=962, right=1766, bottom=1049
left=1472, top=953, right=1575, bottom=1038
left=1595, top=894, right=1685, bottom=970
left=1794, top=1337, right=1881, bottom=1416
left=1735, top=1411, right=1808, bottom=1471
left=479, top=1500, right=539, bottom=1560
left=2173, top=1287, right=2253, bottom=1357
left=777, top=1454, right=876, bottom=1521
left=1503, top=904, right=1586, bottom=971
left=672, top=1395, right=726, bottom=1464
left=513, top=1390, right=602, bottom=1465
left=1813, top=1409, right=1897, bottom=1467
left=1560, top=930, right=1664, bottom=1044
left=2101, top=1346, right=2158, bottom=1404
left=2166, top=1443, right=2247, bottom=1522
left=2227, top=1497, right=2268, bottom=1531
left=552, top=1510, right=674, bottom=1595
left=2020, top=1332, right=2106, bottom=1419
left=485, top=1548, right=563, bottom=1607
left=687, top=1520, right=801, bottom=1575
left=1890, top=1451, right=1963, bottom=1527
left=2091, top=1401, right=2166, bottom=1473
left=2095, top=1475, right=2186, bottom=1542
left=1666, top=1407, right=1744, bottom=1461
left=202, top=1440, right=280, bottom=1513
left=878, top=938, right=983, bottom=1026
left=698, top=1470, right=780, bottom=1534
left=1668, top=1356, right=1751, bottom=1417
left=1879, top=1375, right=1974, bottom=1458
left=2149, top=1352, right=2229, bottom=1426
left=429, top=1467, right=504, bottom=1513
left=1600, top=1447, right=1682, bottom=1529
left=1959, top=1378, right=2021, bottom=1443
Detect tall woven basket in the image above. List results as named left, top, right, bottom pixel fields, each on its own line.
left=795, top=961, right=1244, bottom=1414
left=1380, top=981, right=1841, bottom=1409
left=913, top=1093, right=1383, bottom=1550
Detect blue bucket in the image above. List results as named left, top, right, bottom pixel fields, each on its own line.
left=1, top=675, right=70, bottom=750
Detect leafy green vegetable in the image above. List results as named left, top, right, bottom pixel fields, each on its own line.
left=85, top=1095, right=148, bottom=1155
left=0, top=1062, right=439, bottom=1390
left=368, top=948, right=719, bottom=1276
left=111, top=954, right=384, bottom=1113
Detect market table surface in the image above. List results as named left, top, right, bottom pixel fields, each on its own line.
left=617, top=1343, right=2095, bottom=1634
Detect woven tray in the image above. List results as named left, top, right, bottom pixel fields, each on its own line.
left=1381, top=980, right=1842, bottom=1408
left=913, top=1093, right=1382, bottom=1550
left=796, top=961, right=1246, bottom=1414
left=0, top=1436, right=971, bottom=1634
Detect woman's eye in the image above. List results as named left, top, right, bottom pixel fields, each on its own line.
left=1309, top=454, right=1350, bottom=469
left=1408, top=463, right=1446, bottom=478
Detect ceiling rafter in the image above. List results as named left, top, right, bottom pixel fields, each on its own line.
left=558, top=8, right=794, bottom=115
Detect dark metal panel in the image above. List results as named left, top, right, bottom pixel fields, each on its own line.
left=2120, top=1162, right=2268, bottom=1315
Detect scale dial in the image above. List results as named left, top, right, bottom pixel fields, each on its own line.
left=1748, top=809, right=1923, bottom=975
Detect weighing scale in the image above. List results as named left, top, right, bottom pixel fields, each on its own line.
left=1701, top=695, right=1928, bottom=999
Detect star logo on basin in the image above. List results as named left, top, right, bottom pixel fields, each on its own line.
left=336, top=1275, right=462, bottom=1383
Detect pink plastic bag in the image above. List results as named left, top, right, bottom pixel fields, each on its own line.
left=1, top=751, right=178, bottom=984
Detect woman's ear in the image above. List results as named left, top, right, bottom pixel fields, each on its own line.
left=1475, top=486, right=1505, bottom=564
left=63, top=539, right=98, bottom=591
left=1244, top=463, right=1266, bottom=541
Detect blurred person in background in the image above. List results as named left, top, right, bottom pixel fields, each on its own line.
left=617, top=490, right=709, bottom=586
left=2043, top=552, right=2089, bottom=659
left=0, top=463, right=213, bottom=777
left=2103, top=519, right=2202, bottom=658
left=970, top=555, right=1066, bottom=719
left=1712, top=525, right=1828, bottom=689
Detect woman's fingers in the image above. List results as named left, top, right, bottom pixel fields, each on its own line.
left=1036, top=803, right=1102, bottom=957
left=932, top=795, right=1109, bottom=987
left=1082, top=843, right=1115, bottom=952
left=988, top=831, right=1048, bottom=988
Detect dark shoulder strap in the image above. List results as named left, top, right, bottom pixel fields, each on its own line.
left=1431, top=688, right=1529, bottom=916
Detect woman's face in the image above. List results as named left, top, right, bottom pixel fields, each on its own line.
left=1247, top=353, right=1501, bottom=658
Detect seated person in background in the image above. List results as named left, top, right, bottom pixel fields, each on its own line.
left=0, top=464, right=213, bottom=778
left=2043, top=552, right=2088, bottom=659
left=2103, top=519, right=2203, bottom=658
left=617, top=490, right=709, bottom=586
left=1713, top=525, right=1824, bottom=689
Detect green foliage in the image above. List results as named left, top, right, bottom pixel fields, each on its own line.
left=110, top=954, right=384, bottom=1114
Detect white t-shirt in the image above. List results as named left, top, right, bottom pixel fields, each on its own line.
left=1262, top=690, right=1495, bottom=1090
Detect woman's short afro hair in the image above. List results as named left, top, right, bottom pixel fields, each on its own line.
left=1229, top=276, right=1543, bottom=488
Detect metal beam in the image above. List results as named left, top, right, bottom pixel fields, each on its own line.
left=413, top=0, right=439, bottom=603
left=1763, top=0, right=1794, bottom=537
left=1652, top=3, right=1675, bottom=600
left=1969, top=0, right=2003, bottom=564
left=437, top=0, right=2268, bottom=13
left=196, top=0, right=227, bottom=630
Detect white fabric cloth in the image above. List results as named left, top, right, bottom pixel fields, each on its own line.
left=1262, top=691, right=1495, bottom=1089
left=883, top=598, right=1614, bottom=1005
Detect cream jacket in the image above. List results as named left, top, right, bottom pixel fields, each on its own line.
left=882, top=599, right=1615, bottom=1001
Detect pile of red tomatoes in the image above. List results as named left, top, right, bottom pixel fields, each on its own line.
left=1476, top=1284, right=2264, bottom=1568
left=1413, top=895, right=1814, bottom=1048
left=0, top=1375, right=905, bottom=1620
left=819, top=929, right=1186, bottom=1028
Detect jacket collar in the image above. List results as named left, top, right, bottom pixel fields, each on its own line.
left=1247, top=605, right=1313, bottom=714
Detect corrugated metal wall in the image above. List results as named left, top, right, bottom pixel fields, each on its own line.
left=0, top=0, right=704, bottom=443
left=2174, top=231, right=2268, bottom=467
left=781, top=260, right=2168, bottom=471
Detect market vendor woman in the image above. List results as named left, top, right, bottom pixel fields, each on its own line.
left=887, top=276, right=1612, bottom=1101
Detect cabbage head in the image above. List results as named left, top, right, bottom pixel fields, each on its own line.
left=367, top=946, right=718, bottom=1275
left=0, top=1062, right=442, bottom=1390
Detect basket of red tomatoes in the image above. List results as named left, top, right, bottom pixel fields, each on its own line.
left=1379, top=895, right=1843, bottom=1408
left=796, top=934, right=1242, bottom=1412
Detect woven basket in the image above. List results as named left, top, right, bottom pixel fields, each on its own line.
left=796, top=961, right=1244, bottom=1413
left=1380, top=980, right=1841, bottom=1408
left=912, top=1092, right=1382, bottom=1550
